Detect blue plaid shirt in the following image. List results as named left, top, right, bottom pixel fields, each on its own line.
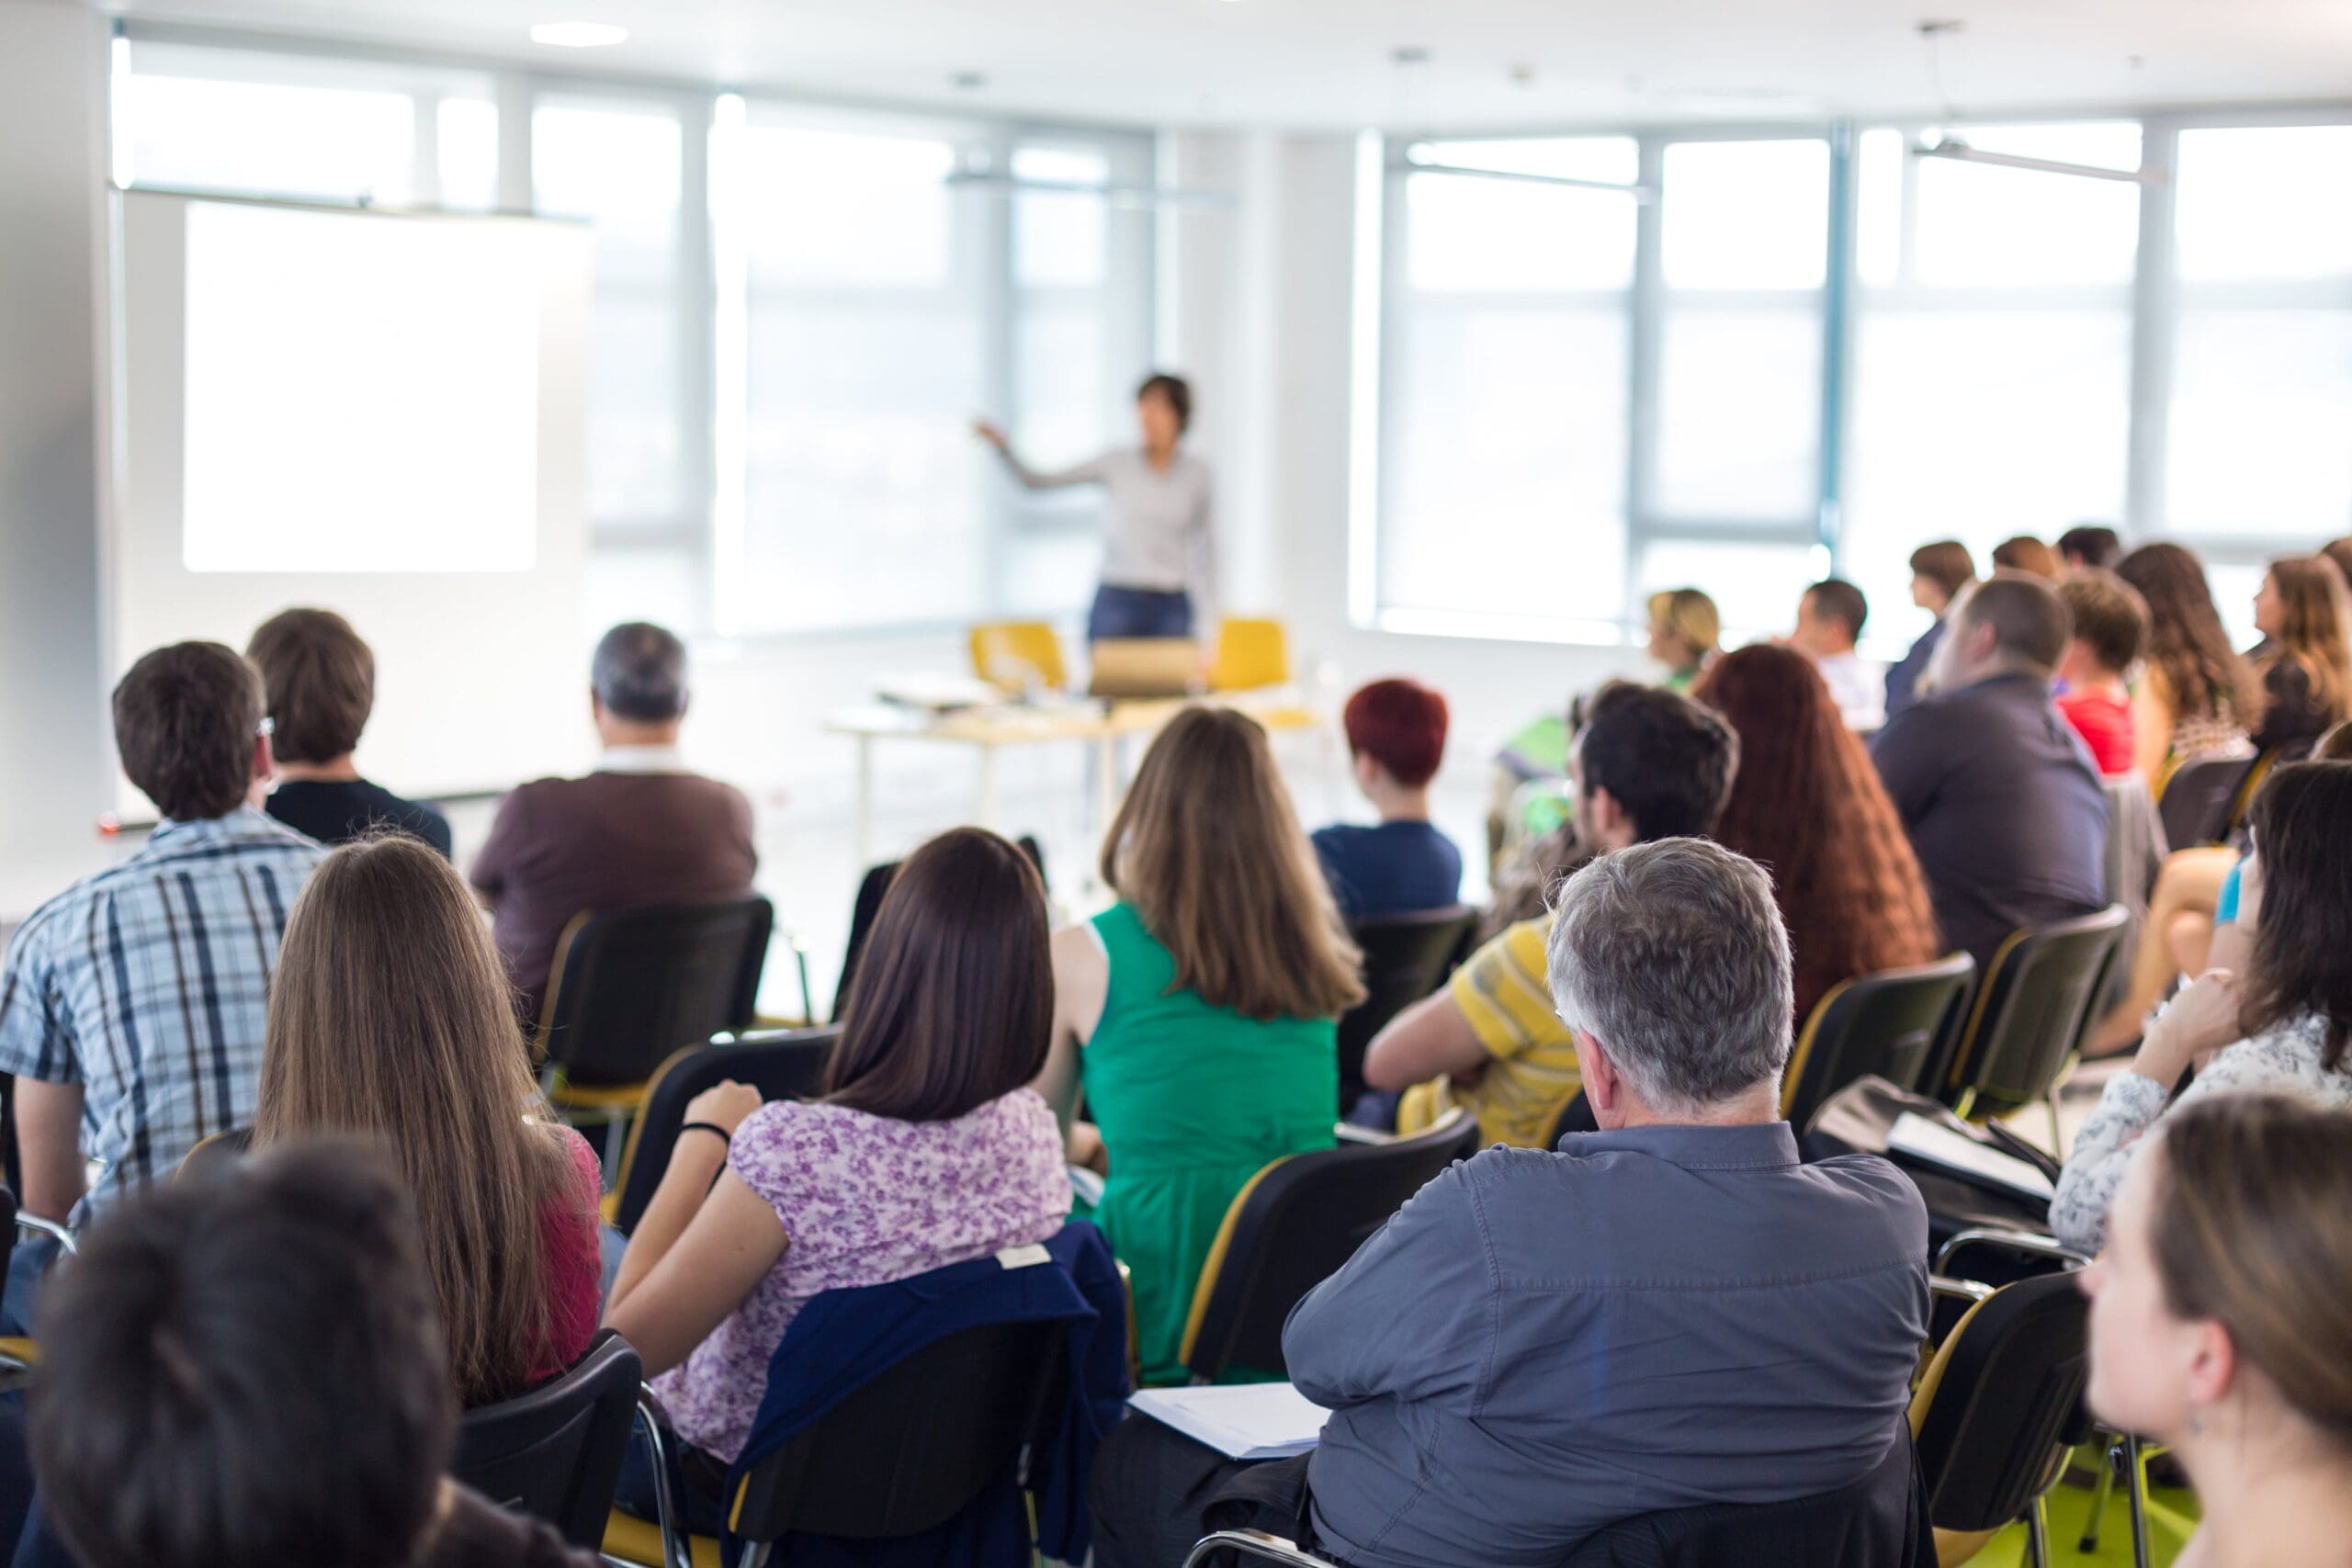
left=0, top=809, right=326, bottom=1223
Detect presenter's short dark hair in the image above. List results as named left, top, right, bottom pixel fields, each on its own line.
left=591, top=622, right=688, bottom=722
left=247, top=608, right=375, bottom=764
left=29, top=1140, right=454, bottom=1568
left=1136, top=373, right=1193, bottom=434
left=113, top=642, right=264, bottom=822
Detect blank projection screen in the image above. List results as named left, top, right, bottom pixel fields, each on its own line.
left=117, top=191, right=593, bottom=816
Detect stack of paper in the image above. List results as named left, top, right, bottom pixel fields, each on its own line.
left=1128, top=1382, right=1329, bottom=1461
left=1888, top=1111, right=2057, bottom=1202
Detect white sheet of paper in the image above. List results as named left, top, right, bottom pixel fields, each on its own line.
left=1888, top=1111, right=2057, bottom=1201
left=1128, top=1382, right=1329, bottom=1461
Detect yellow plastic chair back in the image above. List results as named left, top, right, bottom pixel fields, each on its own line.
left=968, top=621, right=1068, bottom=693
left=1208, top=617, right=1289, bottom=692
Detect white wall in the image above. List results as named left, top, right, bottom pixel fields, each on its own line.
left=0, top=0, right=116, bottom=917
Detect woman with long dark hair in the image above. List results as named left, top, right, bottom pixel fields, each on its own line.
left=2054, top=761, right=2352, bottom=1250
left=1691, top=645, right=1943, bottom=1029
left=604, top=828, right=1071, bottom=1518
left=2116, top=542, right=2262, bottom=783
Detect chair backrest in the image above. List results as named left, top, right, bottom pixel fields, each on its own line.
left=2156, top=753, right=2256, bottom=851
left=1909, top=1272, right=2088, bottom=1537
left=730, top=1317, right=1065, bottom=1543
left=537, top=897, right=774, bottom=1089
left=1563, top=1423, right=1928, bottom=1568
left=1335, top=905, right=1482, bottom=1112
left=453, top=1330, right=642, bottom=1549
left=607, top=1028, right=842, bottom=1234
left=1781, top=955, right=1977, bottom=1131
left=1182, top=1111, right=1482, bottom=1382
left=1208, top=618, right=1290, bottom=692
left=1939, top=906, right=2127, bottom=1120
left=969, top=621, right=1069, bottom=693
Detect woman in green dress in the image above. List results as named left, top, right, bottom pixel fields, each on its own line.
left=1035, top=705, right=1365, bottom=1384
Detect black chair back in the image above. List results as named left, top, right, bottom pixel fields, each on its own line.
left=1564, top=1424, right=1932, bottom=1567
left=835, top=837, right=1046, bottom=1023
left=607, top=1027, right=842, bottom=1234
left=1939, top=907, right=2127, bottom=1121
left=1336, top=906, right=1481, bottom=1112
left=537, top=897, right=774, bottom=1089
left=453, top=1331, right=641, bottom=1549
left=2157, top=753, right=2256, bottom=851
left=1544, top=1091, right=1598, bottom=1147
left=1781, top=955, right=1977, bottom=1131
left=731, top=1318, right=1065, bottom=1543
left=1182, top=1111, right=1482, bottom=1382
left=1911, top=1272, right=2088, bottom=1538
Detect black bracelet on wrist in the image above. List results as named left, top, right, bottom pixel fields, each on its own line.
left=679, top=1122, right=732, bottom=1150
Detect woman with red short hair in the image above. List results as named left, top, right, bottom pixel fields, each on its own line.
left=1311, top=678, right=1464, bottom=920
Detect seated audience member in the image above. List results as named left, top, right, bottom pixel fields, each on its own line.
left=606, top=829, right=1071, bottom=1525
left=1312, top=678, right=1464, bottom=920
left=26, top=1141, right=601, bottom=1568
left=2058, top=524, right=2126, bottom=575
left=254, top=835, right=603, bottom=1408
left=1644, top=587, right=1720, bottom=692
left=0, top=644, right=325, bottom=1324
left=2054, top=761, right=2352, bottom=1251
left=1872, top=576, right=2107, bottom=976
left=1363, top=682, right=1737, bottom=1146
left=1991, top=535, right=2062, bottom=580
left=1885, top=539, right=1975, bottom=717
left=2247, top=555, right=2352, bottom=755
left=2079, top=1096, right=2352, bottom=1565
left=1090, top=840, right=1929, bottom=1568
left=2117, top=543, right=2260, bottom=783
left=2325, top=536, right=2352, bottom=592
left=470, top=621, right=757, bottom=1021
left=2054, top=570, right=2152, bottom=778
left=1789, top=578, right=1885, bottom=731
left=1035, top=708, right=1362, bottom=1385
left=246, top=608, right=453, bottom=857
left=1691, top=646, right=1941, bottom=1028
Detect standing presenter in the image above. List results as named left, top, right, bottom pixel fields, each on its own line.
left=976, top=372, right=1216, bottom=645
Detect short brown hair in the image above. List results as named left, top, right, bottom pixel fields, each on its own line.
left=1991, top=536, right=2062, bottom=580
left=2058, top=570, right=2149, bottom=675
left=1954, top=574, right=2071, bottom=675
left=113, top=642, right=263, bottom=822
left=826, top=828, right=1053, bottom=1122
left=1104, top=706, right=1365, bottom=1021
left=247, top=609, right=375, bottom=764
left=1908, top=540, right=1976, bottom=599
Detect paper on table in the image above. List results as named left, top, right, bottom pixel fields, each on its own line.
left=1129, top=1382, right=1329, bottom=1461
left=1888, top=1111, right=2057, bottom=1202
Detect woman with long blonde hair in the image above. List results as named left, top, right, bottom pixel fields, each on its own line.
left=254, top=833, right=604, bottom=1407
left=1035, top=705, right=1364, bottom=1383
left=2249, top=554, right=2352, bottom=753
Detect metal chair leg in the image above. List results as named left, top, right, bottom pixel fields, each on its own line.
left=736, top=1544, right=771, bottom=1568
left=2026, top=1494, right=2052, bottom=1568
left=2126, top=1432, right=2153, bottom=1568
left=632, top=1392, right=688, bottom=1568
left=2080, top=1435, right=2120, bottom=1552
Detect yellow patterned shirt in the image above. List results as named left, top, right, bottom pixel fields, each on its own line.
left=1399, top=916, right=1584, bottom=1147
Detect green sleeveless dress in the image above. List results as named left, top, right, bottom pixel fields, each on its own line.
left=1082, top=902, right=1338, bottom=1386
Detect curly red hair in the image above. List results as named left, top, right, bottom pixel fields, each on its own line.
left=1692, top=645, right=1943, bottom=1026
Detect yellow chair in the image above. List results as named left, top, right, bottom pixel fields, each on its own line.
left=1207, top=617, right=1289, bottom=692
left=968, top=621, right=1069, bottom=693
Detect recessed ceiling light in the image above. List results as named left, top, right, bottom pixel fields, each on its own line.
left=529, top=20, right=628, bottom=47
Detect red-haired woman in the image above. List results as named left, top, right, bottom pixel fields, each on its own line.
left=1693, top=645, right=1945, bottom=1028
left=1311, top=678, right=1464, bottom=919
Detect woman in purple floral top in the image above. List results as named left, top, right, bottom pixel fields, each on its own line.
left=604, top=829, right=1072, bottom=1507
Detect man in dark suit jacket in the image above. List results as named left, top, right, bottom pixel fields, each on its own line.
left=470, top=622, right=758, bottom=1022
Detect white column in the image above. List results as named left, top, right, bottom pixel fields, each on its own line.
left=0, top=0, right=115, bottom=917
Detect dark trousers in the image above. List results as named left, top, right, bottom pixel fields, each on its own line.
left=1089, top=1415, right=1329, bottom=1568
left=1089, top=585, right=1193, bottom=643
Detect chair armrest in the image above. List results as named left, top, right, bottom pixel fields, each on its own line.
left=1929, top=1274, right=1995, bottom=1309
left=1934, top=1227, right=2090, bottom=1278
left=15, top=1214, right=76, bottom=1257
left=1183, top=1529, right=1345, bottom=1568
left=631, top=1385, right=689, bottom=1568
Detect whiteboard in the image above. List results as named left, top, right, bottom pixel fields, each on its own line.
left=115, top=190, right=594, bottom=814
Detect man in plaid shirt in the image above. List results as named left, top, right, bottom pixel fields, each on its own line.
left=0, top=641, right=325, bottom=1325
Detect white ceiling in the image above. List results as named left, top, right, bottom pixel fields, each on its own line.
left=109, top=0, right=2352, bottom=130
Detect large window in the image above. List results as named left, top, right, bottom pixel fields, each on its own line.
left=1372, top=111, right=2352, bottom=652
left=117, top=34, right=1155, bottom=638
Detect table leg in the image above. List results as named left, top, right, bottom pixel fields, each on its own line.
left=854, top=735, right=876, bottom=869
left=1095, top=733, right=1120, bottom=840
left=978, top=742, right=1001, bottom=830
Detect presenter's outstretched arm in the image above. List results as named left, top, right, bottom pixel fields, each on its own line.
left=973, top=418, right=1105, bottom=492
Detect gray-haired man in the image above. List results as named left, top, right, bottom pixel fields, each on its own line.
left=1091, top=839, right=1929, bottom=1568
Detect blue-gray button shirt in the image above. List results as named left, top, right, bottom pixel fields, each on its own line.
left=1284, top=1122, right=1928, bottom=1568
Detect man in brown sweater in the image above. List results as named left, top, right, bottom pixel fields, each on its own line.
left=470, top=621, right=758, bottom=1022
